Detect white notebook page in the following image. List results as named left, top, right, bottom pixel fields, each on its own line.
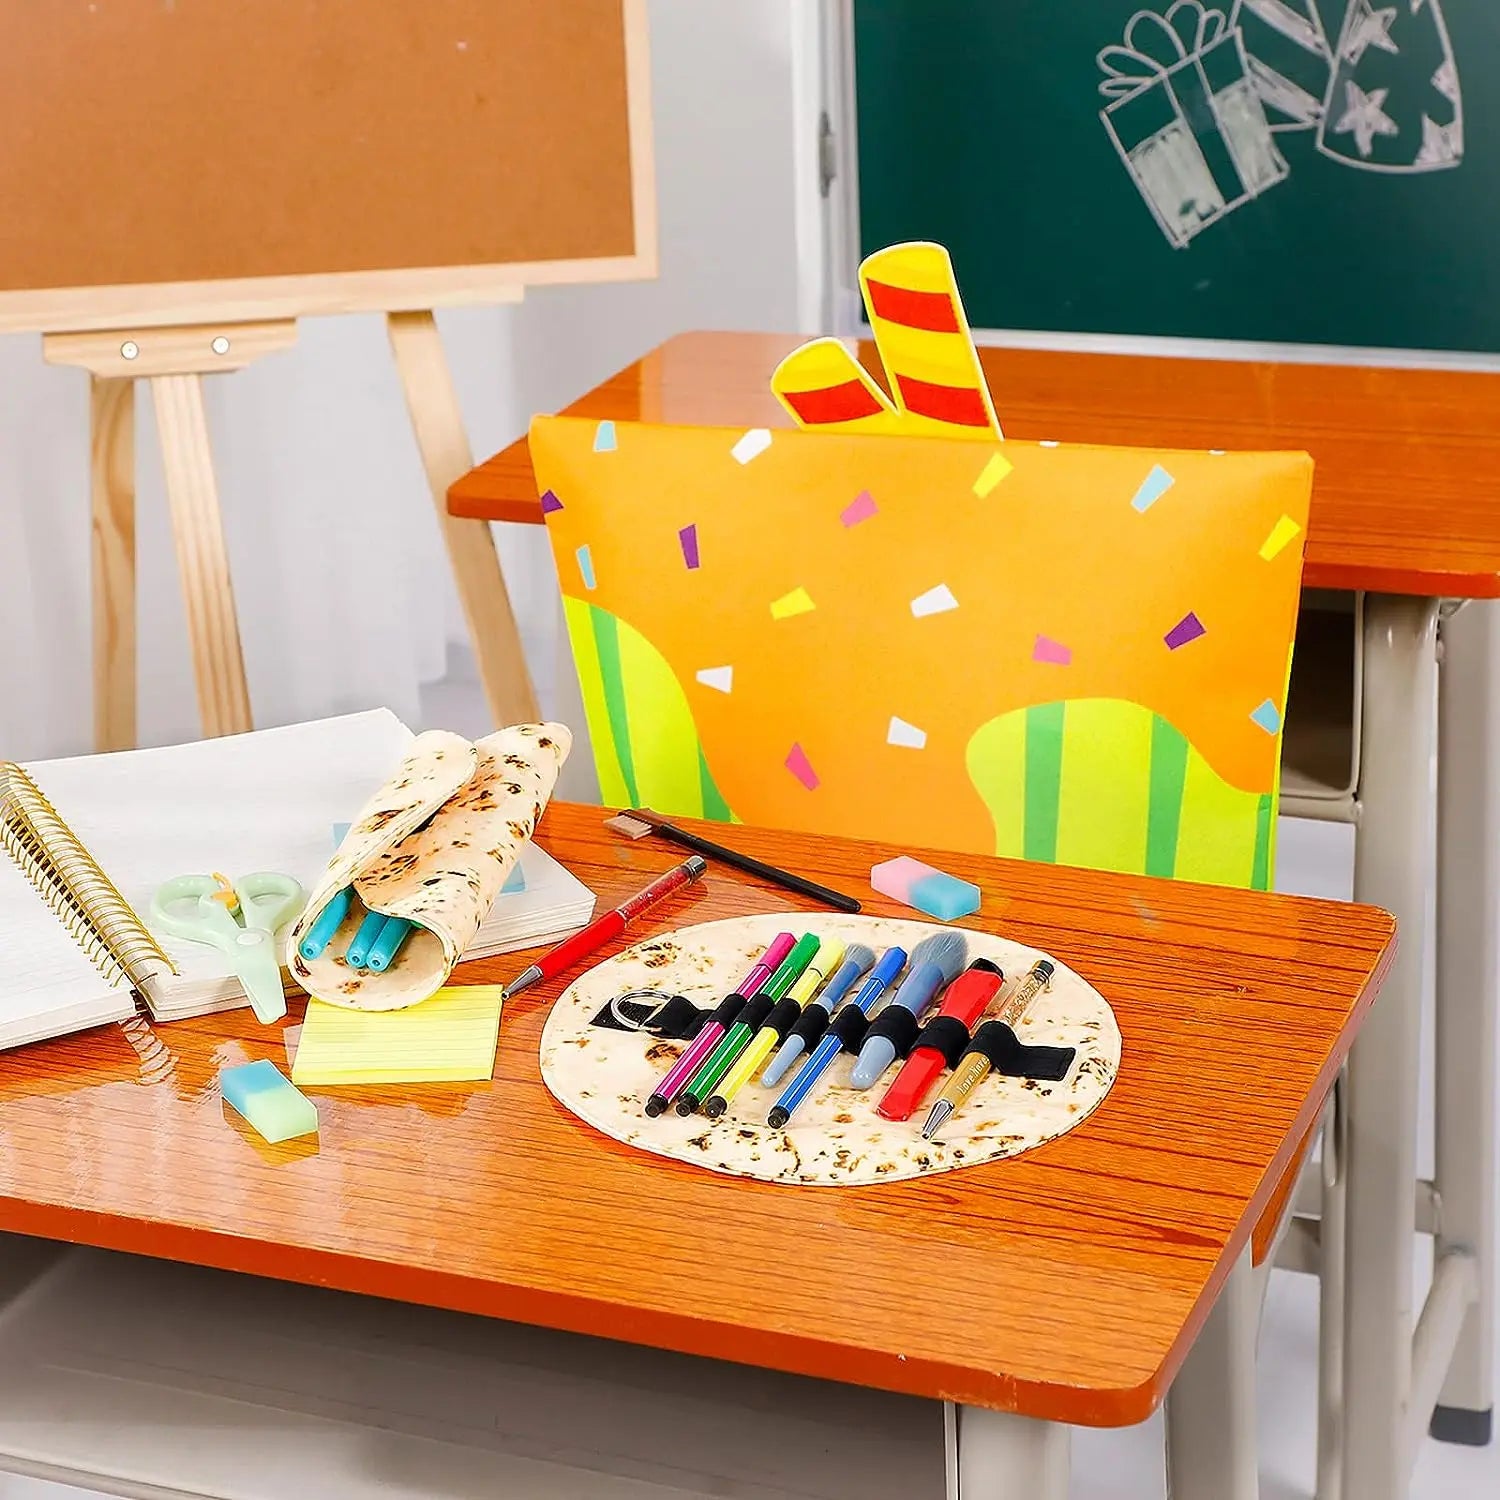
left=3, top=711, right=414, bottom=1032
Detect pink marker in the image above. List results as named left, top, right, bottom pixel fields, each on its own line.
left=644, top=931, right=796, bottom=1117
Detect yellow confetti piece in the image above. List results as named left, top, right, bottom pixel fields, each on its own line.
left=1259, top=514, right=1302, bottom=561
left=770, top=586, right=815, bottom=620
left=973, top=451, right=1013, bottom=497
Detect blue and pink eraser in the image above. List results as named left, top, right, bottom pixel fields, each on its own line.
left=222, top=1060, right=318, bottom=1144
left=870, top=856, right=981, bottom=921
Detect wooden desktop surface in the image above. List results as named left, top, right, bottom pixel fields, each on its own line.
left=0, top=804, right=1393, bottom=1425
left=448, top=330, right=1500, bottom=599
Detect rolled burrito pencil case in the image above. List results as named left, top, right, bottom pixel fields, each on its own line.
left=289, top=722, right=571, bottom=1010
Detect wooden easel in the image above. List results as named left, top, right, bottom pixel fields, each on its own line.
left=44, top=313, right=539, bottom=749
left=3, top=0, right=653, bottom=750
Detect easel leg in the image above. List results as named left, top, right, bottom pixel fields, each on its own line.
left=90, top=376, right=136, bottom=751
left=149, top=373, right=253, bottom=738
left=387, top=309, right=540, bottom=726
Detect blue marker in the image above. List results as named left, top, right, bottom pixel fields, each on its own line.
left=298, top=886, right=353, bottom=962
left=766, top=945, right=907, bottom=1129
left=365, top=915, right=413, bottom=972
left=849, top=930, right=968, bottom=1088
left=760, top=942, right=876, bottom=1089
left=345, top=908, right=387, bottom=970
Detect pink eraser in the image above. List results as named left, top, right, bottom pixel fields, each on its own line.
left=870, top=856, right=981, bottom=921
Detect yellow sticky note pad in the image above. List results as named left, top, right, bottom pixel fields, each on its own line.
left=292, top=987, right=504, bottom=1086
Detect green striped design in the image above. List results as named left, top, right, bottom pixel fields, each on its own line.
left=560, top=598, right=736, bottom=822
left=967, top=699, right=1277, bottom=890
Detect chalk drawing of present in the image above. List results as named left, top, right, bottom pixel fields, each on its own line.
left=1100, top=1, right=1289, bottom=248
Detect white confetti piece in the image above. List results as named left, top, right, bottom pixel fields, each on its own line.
left=887, top=716, right=927, bottom=750
left=911, top=584, right=959, bottom=618
left=731, top=428, right=772, bottom=464
left=696, top=666, right=733, bottom=693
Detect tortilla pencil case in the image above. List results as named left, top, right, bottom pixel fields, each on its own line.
left=289, top=722, right=571, bottom=1011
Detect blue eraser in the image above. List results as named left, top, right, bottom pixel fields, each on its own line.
left=221, top=1060, right=318, bottom=1144
left=871, top=856, right=981, bottom=921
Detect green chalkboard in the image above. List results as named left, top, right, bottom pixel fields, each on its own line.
left=854, top=1, right=1500, bottom=352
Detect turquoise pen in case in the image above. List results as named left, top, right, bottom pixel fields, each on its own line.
left=365, top=915, right=413, bottom=972
left=345, top=908, right=387, bottom=969
left=298, top=886, right=353, bottom=962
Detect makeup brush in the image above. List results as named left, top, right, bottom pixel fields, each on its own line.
left=849, top=929, right=969, bottom=1088
left=603, top=808, right=861, bottom=913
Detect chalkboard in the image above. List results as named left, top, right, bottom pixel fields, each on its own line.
left=0, top=0, right=653, bottom=332
left=854, top=1, right=1500, bottom=352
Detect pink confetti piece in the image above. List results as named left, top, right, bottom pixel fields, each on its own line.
left=1164, top=611, right=1206, bottom=650
left=841, top=490, right=878, bottom=527
left=539, top=489, right=563, bottom=514
left=785, top=743, right=819, bottom=791
left=678, top=524, right=700, bottom=569
left=1033, top=634, right=1072, bottom=666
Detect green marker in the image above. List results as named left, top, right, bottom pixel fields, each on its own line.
left=676, top=932, right=822, bottom=1115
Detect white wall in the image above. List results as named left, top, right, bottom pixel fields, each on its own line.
left=0, top=0, right=805, bottom=764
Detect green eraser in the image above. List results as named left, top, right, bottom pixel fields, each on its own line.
left=221, top=1060, right=318, bottom=1144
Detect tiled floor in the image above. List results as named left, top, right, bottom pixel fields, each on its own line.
left=4, top=675, right=1495, bottom=1499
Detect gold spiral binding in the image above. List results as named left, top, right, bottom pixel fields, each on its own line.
left=0, top=762, right=177, bottom=992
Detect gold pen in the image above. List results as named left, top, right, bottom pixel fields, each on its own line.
left=921, top=959, right=1054, bottom=1139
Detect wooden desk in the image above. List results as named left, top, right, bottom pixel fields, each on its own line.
left=449, top=331, right=1500, bottom=598
left=451, top=331, right=1500, bottom=1499
left=0, top=803, right=1391, bottom=1449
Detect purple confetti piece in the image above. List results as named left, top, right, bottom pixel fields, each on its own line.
left=785, top=743, right=820, bottom=791
left=539, top=489, right=563, bottom=515
left=679, top=524, right=700, bottom=569
left=841, top=490, right=878, bottom=527
left=1164, top=611, right=1206, bottom=650
left=1033, top=634, right=1072, bottom=666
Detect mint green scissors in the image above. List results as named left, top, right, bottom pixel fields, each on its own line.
left=150, top=871, right=305, bottom=1024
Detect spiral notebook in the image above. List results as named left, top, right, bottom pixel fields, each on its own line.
left=0, top=711, right=594, bottom=1048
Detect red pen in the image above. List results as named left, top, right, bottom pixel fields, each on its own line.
left=503, top=855, right=707, bottom=1000
left=876, top=959, right=1004, bottom=1121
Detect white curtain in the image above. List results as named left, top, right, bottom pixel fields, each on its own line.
left=0, top=0, right=804, bottom=769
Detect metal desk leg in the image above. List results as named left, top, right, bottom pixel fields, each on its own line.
left=1344, top=594, right=1440, bottom=1500
left=1165, top=1247, right=1259, bottom=1500
left=1432, top=598, right=1497, bottom=1445
left=945, top=1402, right=1069, bottom=1500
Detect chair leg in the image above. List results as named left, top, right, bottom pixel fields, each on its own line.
left=1165, top=1246, right=1258, bottom=1500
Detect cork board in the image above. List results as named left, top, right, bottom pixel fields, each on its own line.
left=0, top=0, right=654, bottom=332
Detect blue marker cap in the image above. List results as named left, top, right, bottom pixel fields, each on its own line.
left=364, top=915, right=413, bottom=973
left=298, top=885, right=353, bottom=963
left=345, top=908, right=387, bottom=970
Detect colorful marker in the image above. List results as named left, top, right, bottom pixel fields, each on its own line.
left=645, top=931, right=796, bottom=1117
left=760, top=942, right=876, bottom=1088
left=767, top=945, right=907, bottom=1129
left=364, top=915, right=413, bottom=972
left=677, top=932, right=821, bottom=1114
left=344, top=908, right=388, bottom=969
left=703, top=939, right=846, bottom=1119
left=298, top=885, right=353, bottom=962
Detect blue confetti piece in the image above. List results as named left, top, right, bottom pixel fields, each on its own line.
left=1250, top=698, right=1282, bottom=735
left=1131, top=464, right=1175, bottom=513
left=577, top=544, right=597, bottom=589
left=593, top=420, right=617, bottom=453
